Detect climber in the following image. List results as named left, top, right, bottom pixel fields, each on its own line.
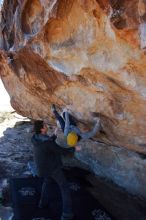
left=51, top=104, right=101, bottom=147
left=31, top=120, right=81, bottom=220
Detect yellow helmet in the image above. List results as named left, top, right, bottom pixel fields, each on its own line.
left=67, top=132, right=78, bottom=147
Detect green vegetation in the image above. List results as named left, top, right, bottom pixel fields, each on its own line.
left=0, top=112, right=13, bottom=123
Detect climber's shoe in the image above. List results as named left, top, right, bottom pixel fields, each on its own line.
left=61, top=212, right=74, bottom=220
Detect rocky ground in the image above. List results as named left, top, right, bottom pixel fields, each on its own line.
left=0, top=111, right=146, bottom=220
left=0, top=111, right=34, bottom=219
left=0, top=111, right=33, bottom=178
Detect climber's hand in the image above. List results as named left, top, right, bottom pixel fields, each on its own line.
left=75, top=145, right=82, bottom=152
left=94, top=117, right=100, bottom=124
left=63, top=107, right=68, bottom=112
left=54, top=127, right=58, bottom=135
left=63, top=107, right=71, bottom=113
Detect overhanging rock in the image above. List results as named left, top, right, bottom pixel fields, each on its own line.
left=0, top=0, right=146, bottom=197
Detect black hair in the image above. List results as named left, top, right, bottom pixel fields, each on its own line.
left=33, top=120, right=44, bottom=134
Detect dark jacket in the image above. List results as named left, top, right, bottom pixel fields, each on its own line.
left=31, top=134, right=74, bottom=177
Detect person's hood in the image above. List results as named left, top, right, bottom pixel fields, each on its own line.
left=31, top=134, right=49, bottom=143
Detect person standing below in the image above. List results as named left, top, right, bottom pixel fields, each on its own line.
left=51, top=105, right=101, bottom=147
left=31, top=120, right=80, bottom=220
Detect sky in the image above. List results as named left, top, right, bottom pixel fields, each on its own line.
left=0, top=80, right=14, bottom=111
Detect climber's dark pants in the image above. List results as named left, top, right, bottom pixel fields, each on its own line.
left=39, top=168, right=73, bottom=215
left=53, top=110, right=76, bottom=132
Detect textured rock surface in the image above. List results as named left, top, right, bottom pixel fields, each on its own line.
left=0, top=0, right=146, bottom=197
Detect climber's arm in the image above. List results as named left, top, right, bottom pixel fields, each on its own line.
left=80, top=118, right=100, bottom=140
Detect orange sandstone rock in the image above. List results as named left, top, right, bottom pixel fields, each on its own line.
left=0, top=0, right=146, bottom=172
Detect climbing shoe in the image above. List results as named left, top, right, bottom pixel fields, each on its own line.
left=38, top=199, right=49, bottom=209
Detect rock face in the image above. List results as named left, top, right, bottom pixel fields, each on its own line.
left=0, top=0, right=146, bottom=197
